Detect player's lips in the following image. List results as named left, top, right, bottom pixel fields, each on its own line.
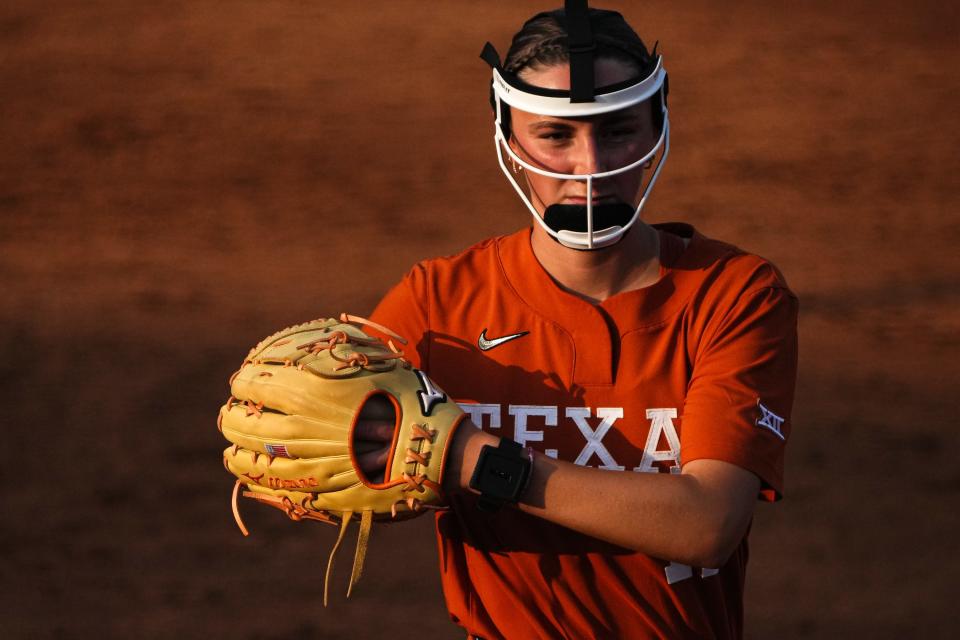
left=561, top=195, right=616, bottom=205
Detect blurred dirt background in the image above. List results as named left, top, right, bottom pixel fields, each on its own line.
left=1, top=0, right=957, bottom=638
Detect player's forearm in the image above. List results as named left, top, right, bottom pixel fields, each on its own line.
left=444, top=422, right=754, bottom=568
left=516, top=452, right=747, bottom=567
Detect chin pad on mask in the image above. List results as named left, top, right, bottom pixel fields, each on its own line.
left=543, top=202, right=635, bottom=234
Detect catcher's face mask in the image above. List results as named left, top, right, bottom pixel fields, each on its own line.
left=482, top=0, right=669, bottom=251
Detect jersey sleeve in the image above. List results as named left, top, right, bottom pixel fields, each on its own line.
left=680, top=283, right=799, bottom=502
left=369, top=264, right=431, bottom=371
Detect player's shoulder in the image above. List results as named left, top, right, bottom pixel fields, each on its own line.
left=659, top=222, right=797, bottom=302
left=417, top=233, right=507, bottom=270
left=401, top=230, right=523, bottom=291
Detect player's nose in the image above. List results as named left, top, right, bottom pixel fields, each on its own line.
left=570, top=133, right=605, bottom=174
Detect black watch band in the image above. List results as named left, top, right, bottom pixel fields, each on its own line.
left=469, top=438, right=534, bottom=512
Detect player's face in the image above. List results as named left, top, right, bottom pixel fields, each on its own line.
left=508, top=58, right=659, bottom=214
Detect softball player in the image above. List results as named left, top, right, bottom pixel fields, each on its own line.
left=362, top=2, right=798, bottom=637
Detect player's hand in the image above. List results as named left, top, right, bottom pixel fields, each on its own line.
left=354, top=396, right=495, bottom=492
left=353, top=395, right=394, bottom=484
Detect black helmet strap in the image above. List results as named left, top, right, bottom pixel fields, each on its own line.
left=564, top=0, right=596, bottom=103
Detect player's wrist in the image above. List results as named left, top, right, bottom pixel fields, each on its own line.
left=442, top=420, right=498, bottom=494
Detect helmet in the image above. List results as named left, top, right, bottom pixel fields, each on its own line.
left=481, top=0, right=669, bottom=250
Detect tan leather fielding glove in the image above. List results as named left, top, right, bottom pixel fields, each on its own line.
left=218, top=314, right=465, bottom=604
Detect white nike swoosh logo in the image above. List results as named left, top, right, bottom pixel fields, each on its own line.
left=478, top=329, right=529, bottom=351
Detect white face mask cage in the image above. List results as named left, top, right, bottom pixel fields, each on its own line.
left=490, top=58, right=670, bottom=250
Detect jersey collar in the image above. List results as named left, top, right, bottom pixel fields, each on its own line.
left=495, top=224, right=709, bottom=384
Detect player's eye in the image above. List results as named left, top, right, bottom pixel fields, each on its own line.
left=537, top=129, right=573, bottom=142
left=601, top=126, right=641, bottom=141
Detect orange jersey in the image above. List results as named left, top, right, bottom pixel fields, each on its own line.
left=371, top=223, right=798, bottom=639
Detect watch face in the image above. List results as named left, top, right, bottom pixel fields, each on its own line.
left=475, top=449, right=527, bottom=501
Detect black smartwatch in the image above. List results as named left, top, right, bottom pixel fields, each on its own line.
left=469, top=438, right=534, bottom=512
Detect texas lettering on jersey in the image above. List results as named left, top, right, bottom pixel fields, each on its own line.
left=458, top=402, right=682, bottom=473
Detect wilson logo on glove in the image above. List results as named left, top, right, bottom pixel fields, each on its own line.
left=217, top=313, right=466, bottom=605
left=266, top=476, right=319, bottom=490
